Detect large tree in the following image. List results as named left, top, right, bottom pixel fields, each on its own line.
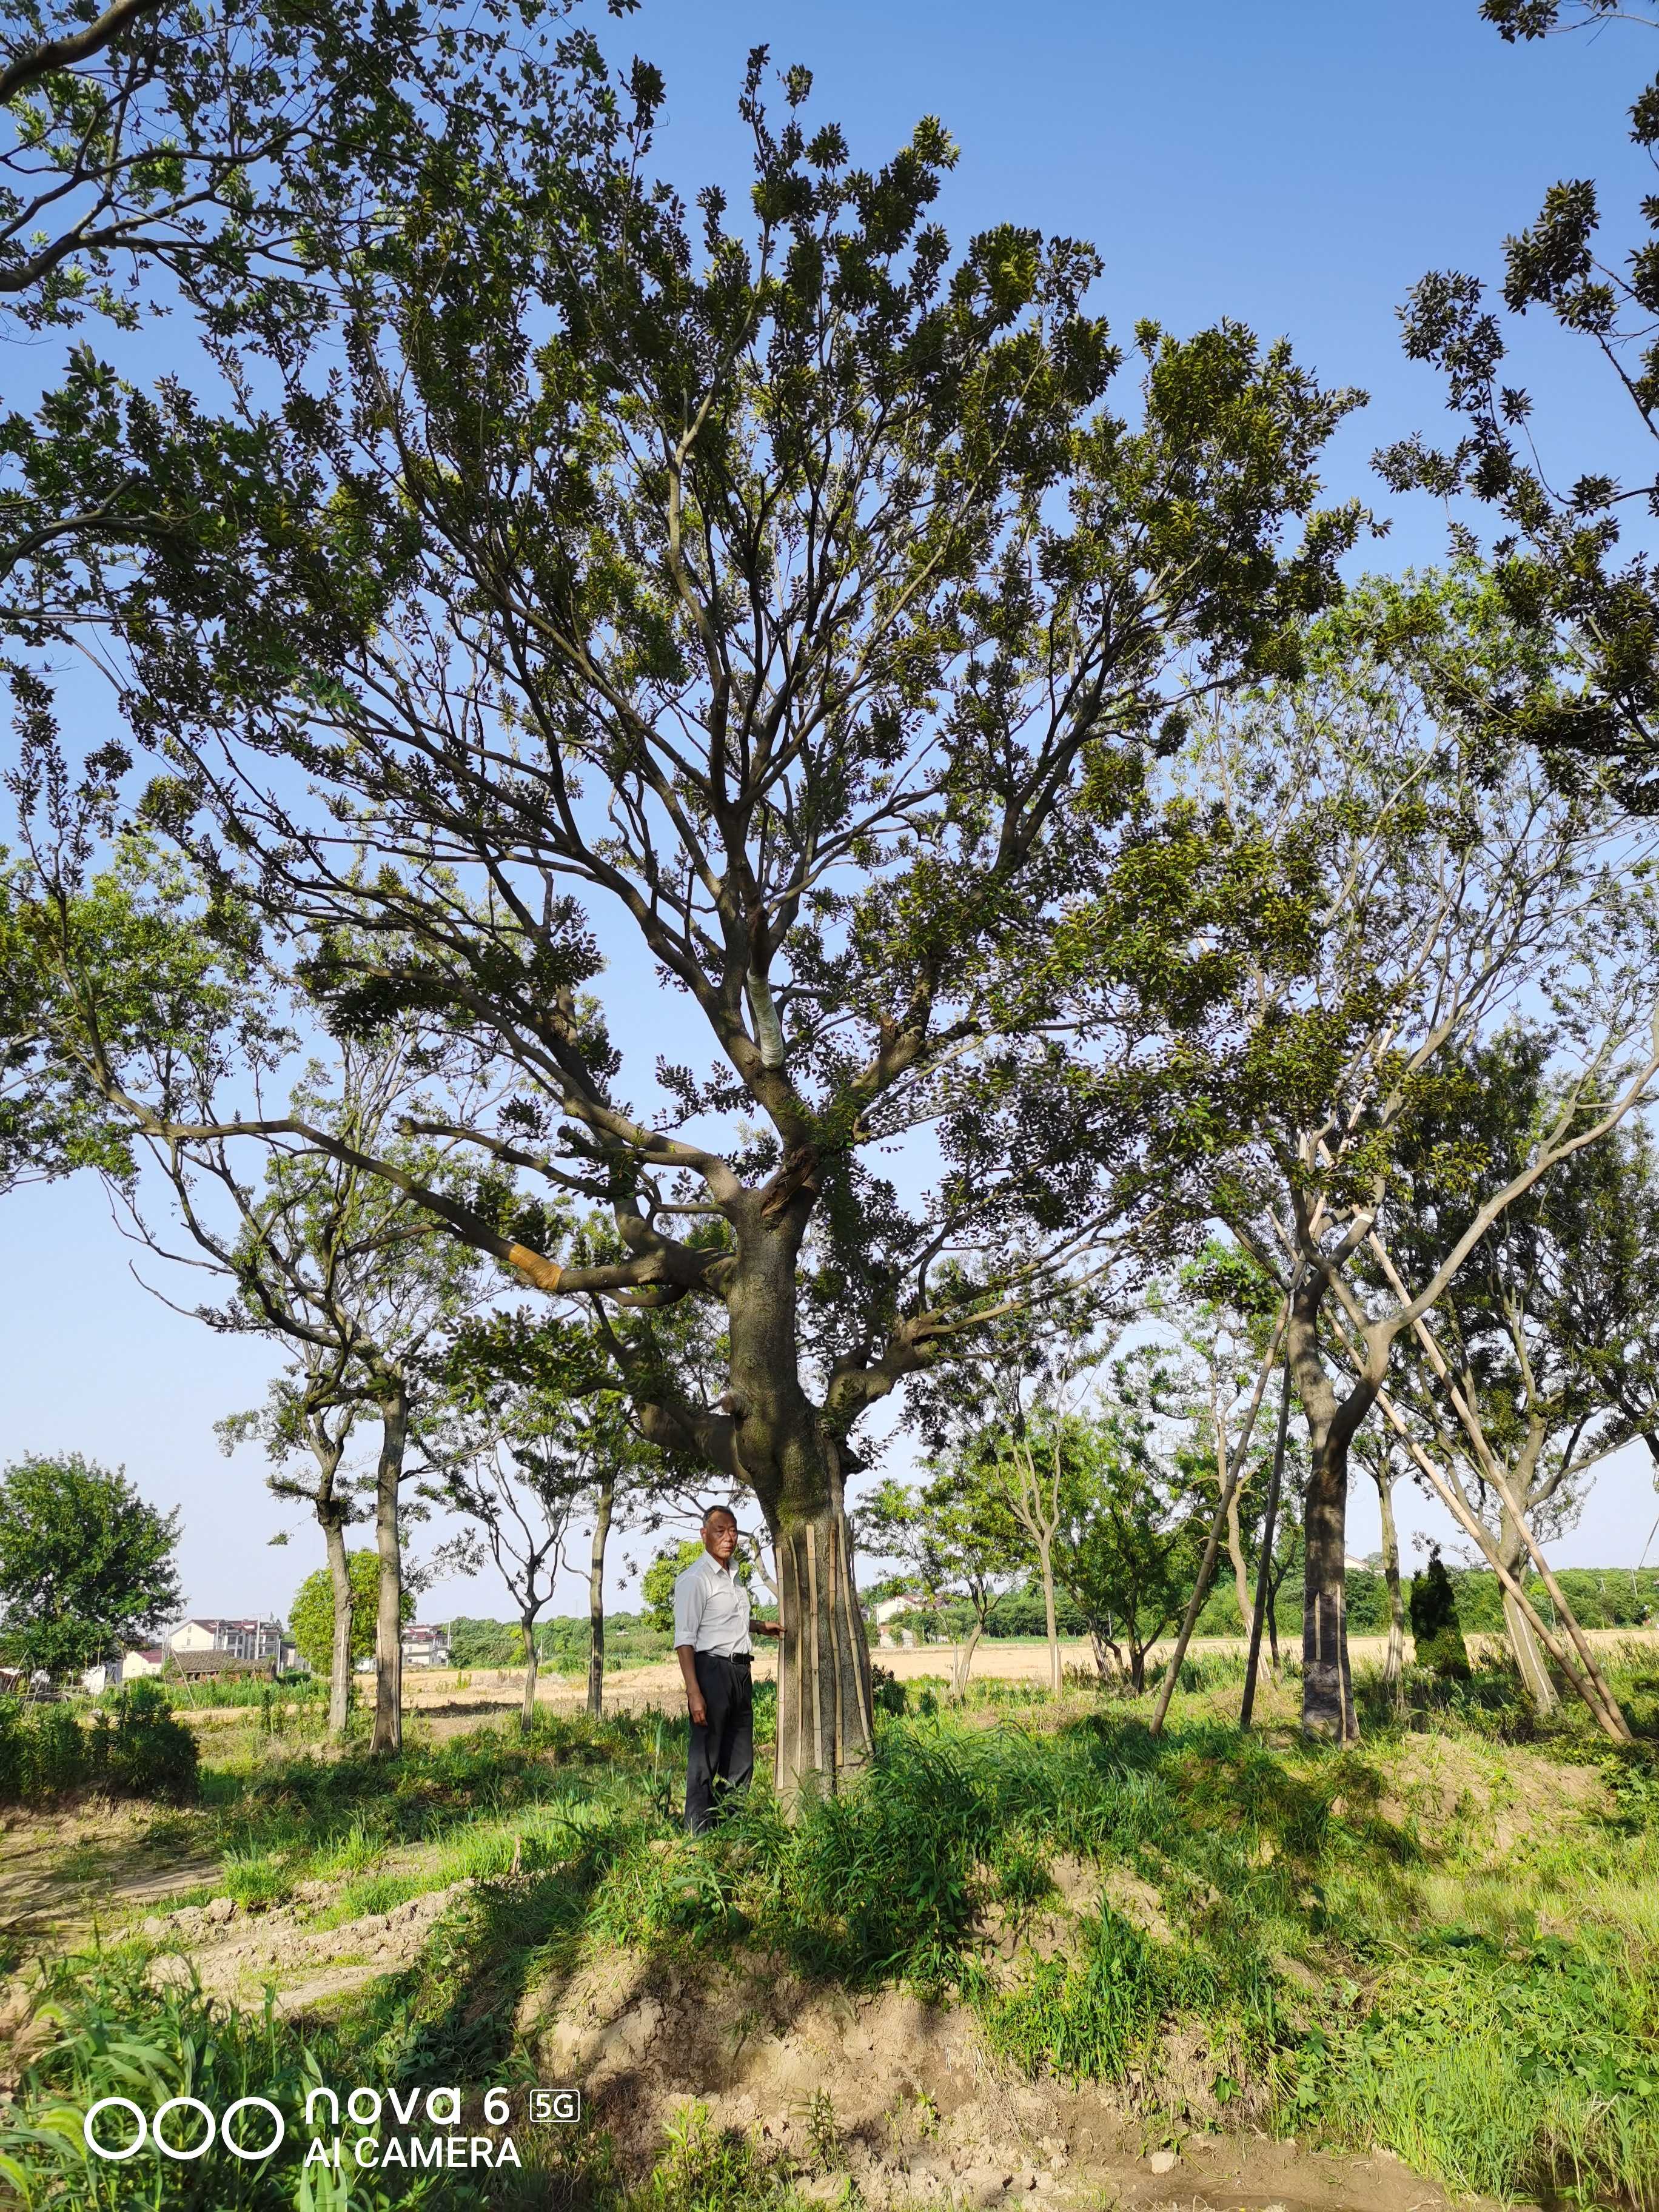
left=1045, top=571, right=1659, bottom=1738
left=98, top=57, right=1362, bottom=1786
left=0, top=1451, right=181, bottom=1679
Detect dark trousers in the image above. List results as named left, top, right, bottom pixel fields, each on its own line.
left=685, top=1652, right=753, bottom=1833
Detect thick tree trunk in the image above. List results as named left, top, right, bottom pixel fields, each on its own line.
left=723, top=1213, right=875, bottom=1797
left=1375, top=1464, right=1406, bottom=1706
left=520, top=1616, right=540, bottom=1733
left=774, top=1504, right=874, bottom=1797
left=1301, top=1427, right=1356, bottom=1741
left=369, top=1388, right=407, bottom=1757
left=1499, top=1506, right=1558, bottom=1714
left=323, top=1509, right=354, bottom=1740
left=1286, top=1279, right=1361, bottom=1744
left=588, top=1470, right=614, bottom=1720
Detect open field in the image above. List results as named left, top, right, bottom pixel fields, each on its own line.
left=4, top=1645, right=1659, bottom=2210
left=278, top=1625, right=1659, bottom=1726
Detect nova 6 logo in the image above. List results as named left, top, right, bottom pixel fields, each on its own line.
left=82, top=2083, right=580, bottom=2170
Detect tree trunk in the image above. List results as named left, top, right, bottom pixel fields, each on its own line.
left=1300, top=1426, right=1356, bottom=1741
left=520, top=1615, right=540, bottom=1733
left=323, top=1509, right=354, bottom=1740
left=1375, top=1464, right=1406, bottom=1706
left=773, top=1503, right=874, bottom=1798
left=1226, top=1483, right=1253, bottom=1634
left=588, top=1469, right=614, bottom=1720
left=369, top=1387, right=407, bottom=1757
left=1037, top=1538, right=1062, bottom=1699
left=723, top=1214, right=875, bottom=1797
left=950, top=1619, right=984, bottom=1700
left=1499, top=1504, right=1558, bottom=1714
left=1285, top=1278, right=1361, bottom=1743
left=1129, top=1644, right=1147, bottom=1694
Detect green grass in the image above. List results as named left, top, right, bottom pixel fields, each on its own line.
left=4, top=1655, right=1659, bottom=2207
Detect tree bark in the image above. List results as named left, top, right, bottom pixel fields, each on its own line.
left=950, top=1618, right=984, bottom=1700
left=1375, top=1461, right=1406, bottom=1706
left=1227, top=1484, right=1253, bottom=1633
left=722, top=1210, right=876, bottom=1797
left=369, top=1387, right=407, bottom=1757
left=520, top=1614, right=540, bottom=1733
left=1498, top=1503, right=1558, bottom=1714
left=1037, top=1536, right=1062, bottom=1700
left=1300, top=1426, right=1355, bottom=1738
left=1285, top=1278, right=1364, bottom=1743
left=774, top=1503, right=874, bottom=1797
left=323, top=1508, right=354, bottom=1740
left=588, top=1469, right=614, bottom=1720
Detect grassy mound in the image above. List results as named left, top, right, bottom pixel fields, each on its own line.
left=0, top=1653, right=1655, bottom=2207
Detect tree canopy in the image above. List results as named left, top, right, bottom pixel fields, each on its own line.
left=0, top=1451, right=181, bottom=1677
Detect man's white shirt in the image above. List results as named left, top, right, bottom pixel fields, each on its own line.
left=673, top=1549, right=752, bottom=1656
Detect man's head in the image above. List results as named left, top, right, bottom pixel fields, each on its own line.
left=701, top=1504, right=739, bottom=1565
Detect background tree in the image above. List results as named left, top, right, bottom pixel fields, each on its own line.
left=289, top=1549, right=411, bottom=1684
left=1366, top=1034, right=1641, bottom=1712
left=427, top=1316, right=635, bottom=1730
left=1353, top=1429, right=1411, bottom=1701
left=217, top=1354, right=361, bottom=1736
left=101, top=47, right=1361, bottom=1788
left=8, top=818, right=494, bottom=1752
left=1048, top=571, right=1659, bottom=1739
left=1050, top=1395, right=1210, bottom=1692
left=1381, top=1, right=1659, bottom=801
left=0, top=1451, right=180, bottom=1679
left=860, top=1463, right=1022, bottom=1698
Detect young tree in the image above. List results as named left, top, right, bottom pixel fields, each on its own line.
left=0, top=1452, right=181, bottom=1680
left=217, top=1353, right=363, bottom=1737
left=1050, top=1399, right=1210, bottom=1694
left=1048, top=571, right=1659, bottom=1738
left=8, top=823, right=492, bottom=1751
left=428, top=1317, right=631, bottom=1731
left=102, top=55, right=1362, bottom=1787
left=1366, top=1036, right=1640, bottom=1712
left=861, top=1464, right=1022, bottom=1698
left=289, top=1549, right=412, bottom=1682
left=1353, top=1430, right=1410, bottom=1703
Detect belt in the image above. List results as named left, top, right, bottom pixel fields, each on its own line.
left=699, top=1649, right=751, bottom=1664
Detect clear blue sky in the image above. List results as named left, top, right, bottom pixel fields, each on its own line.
left=7, top=0, right=1659, bottom=1626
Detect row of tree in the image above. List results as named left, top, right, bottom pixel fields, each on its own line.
left=5, top=0, right=1659, bottom=1775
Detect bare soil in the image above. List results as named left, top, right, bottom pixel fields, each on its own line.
left=520, top=1937, right=1503, bottom=2212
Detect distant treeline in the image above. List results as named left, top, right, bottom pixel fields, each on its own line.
left=443, top=1567, right=1659, bottom=1672
left=881, top=1567, right=1659, bottom=1646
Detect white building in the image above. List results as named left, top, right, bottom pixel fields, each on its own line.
left=79, top=1646, right=166, bottom=1695
left=401, top=1624, right=451, bottom=1667
left=167, top=1617, right=285, bottom=1663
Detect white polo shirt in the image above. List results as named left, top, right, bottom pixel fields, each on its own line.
left=672, top=1549, right=752, bottom=1657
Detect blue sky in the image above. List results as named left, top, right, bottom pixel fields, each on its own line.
left=7, top=0, right=1659, bottom=1625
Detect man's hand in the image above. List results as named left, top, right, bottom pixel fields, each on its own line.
left=675, top=1642, right=707, bottom=1727
left=755, top=1620, right=782, bottom=1638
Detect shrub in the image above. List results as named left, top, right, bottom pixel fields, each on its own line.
left=95, top=1678, right=200, bottom=1802
left=1409, top=1551, right=1472, bottom=1680
left=0, top=1683, right=197, bottom=1805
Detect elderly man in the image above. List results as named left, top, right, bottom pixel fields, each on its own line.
left=674, top=1504, right=780, bottom=1832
